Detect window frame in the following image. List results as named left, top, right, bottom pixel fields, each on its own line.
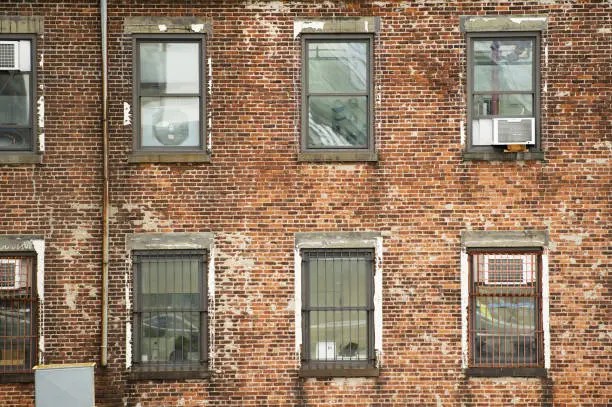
left=0, top=34, right=37, bottom=155
left=0, top=252, right=38, bottom=378
left=132, top=34, right=207, bottom=156
left=467, top=248, right=545, bottom=376
left=466, top=31, right=541, bottom=157
left=300, top=248, right=377, bottom=375
left=300, top=34, right=376, bottom=162
left=131, top=249, right=208, bottom=379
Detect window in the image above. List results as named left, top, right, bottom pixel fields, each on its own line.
left=132, top=250, right=208, bottom=375
left=0, top=254, right=37, bottom=375
left=301, top=35, right=375, bottom=161
left=134, top=35, right=205, bottom=153
left=301, top=249, right=375, bottom=372
left=0, top=37, right=35, bottom=152
left=467, top=32, right=540, bottom=153
left=468, top=250, right=543, bottom=370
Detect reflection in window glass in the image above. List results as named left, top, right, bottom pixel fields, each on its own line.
left=136, top=39, right=203, bottom=150
left=304, top=38, right=371, bottom=150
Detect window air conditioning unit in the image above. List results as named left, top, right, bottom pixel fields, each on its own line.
left=0, top=259, right=24, bottom=289
left=493, top=118, right=535, bottom=145
left=483, top=255, right=531, bottom=285
left=0, top=41, right=20, bottom=70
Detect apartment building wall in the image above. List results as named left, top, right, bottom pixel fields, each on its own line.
left=0, top=1, right=609, bottom=406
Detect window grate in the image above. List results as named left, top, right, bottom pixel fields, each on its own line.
left=468, top=250, right=543, bottom=368
left=132, top=250, right=207, bottom=373
left=302, top=249, right=374, bottom=368
left=0, top=255, right=37, bottom=374
left=0, top=42, right=16, bottom=69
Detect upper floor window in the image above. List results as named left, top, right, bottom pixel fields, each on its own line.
left=133, top=35, right=206, bottom=154
left=0, top=253, right=37, bottom=375
left=300, top=35, right=376, bottom=161
left=0, top=38, right=35, bottom=152
left=467, top=32, right=540, bottom=155
left=468, top=250, right=544, bottom=370
left=132, top=250, right=208, bottom=376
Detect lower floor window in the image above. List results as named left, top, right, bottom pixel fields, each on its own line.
left=301, top=249, right=375, bottom=369
left=0, top=254, right=37, bottom=374
left=132, top=250, right=207, bottom=372
left=469, top=250, right=543, bottom=368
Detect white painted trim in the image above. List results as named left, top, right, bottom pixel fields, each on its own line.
left=32, top=239, right=45, bottom=363
left=460, top=248, right=469, bottom=369
left=542, top=249, right=550, bottom=369
left=207, top=241, right=216, bottom=371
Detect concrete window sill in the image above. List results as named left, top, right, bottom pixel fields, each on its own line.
left=465, top=367, right=547, bottom=378
left=300, top=366, right=379, bottom=378
left=128, top=152, right=211, bottom=164
left=462, top=150, right=545, bottom=162
left=297, top=151, right=378, bottom=162
left=0, top=153, right=42, bottom=165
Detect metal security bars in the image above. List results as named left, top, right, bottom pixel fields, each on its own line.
left=468, top=249, right=543, bottom=368
left=132, top=250, right=207, bottom=373
left=301, top=249, right=375, bottom=369
left=0, top=254, right=37, bottom=374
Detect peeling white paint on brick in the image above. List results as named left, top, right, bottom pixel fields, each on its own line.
left=559, top=232, right=589, bottom=246
left=208, top=57, right=213, bottom=152
left=123, top=102, right=131, bottom=125
left=39, top=53, right=43, bottom=68
left=158, top=24, right=167, bottom=32
left=460, top=248, right=468, bottom=368
left=509, top=17, right=548, bottom=25
left=208, top=242, right=216, bottom=370
left=37, top=96, right=44, bottom=128
left=39, top=133, right=45, bottom=152
left=32, top=239, right=45, bottom=361
left=293, top=21, right=325, bottom=38
left=460, top=120, right=465, bottom=146
left=245, top=1, right=288, bottom=11
left=374, top=235, right=383, bottom=364
left=64, top=283, right=78, bottom=310
left=542, top=250, right=550, bottom=369
left=191, top=24, right=204, bottom=33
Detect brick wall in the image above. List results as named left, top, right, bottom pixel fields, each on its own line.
left=0, top=1, right=609, bottom=406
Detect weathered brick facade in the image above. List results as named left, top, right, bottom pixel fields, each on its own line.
left=0, top=1, right=609, bottom=406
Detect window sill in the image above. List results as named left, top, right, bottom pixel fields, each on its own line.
left=300, top=366, right=379, bottom=378
left=298, top=150, right=378, bottom=162
left=128, top=369, right=211, bottom=381
left=0, top=153, right=42, bottom=165
left=0, top=373, right=34, bottom=383
left=465, top=367, right=547, bottom=378
left=128, top=152, right=211, bottom=164
left=462, top=150, right=545, bottom=162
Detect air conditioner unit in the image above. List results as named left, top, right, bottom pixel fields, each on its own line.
left=0, top=259, right=23, bottom=289
left=0, top=41, right=20, bottom=70
left=493, top=117, right=535, bottom=145
left=483, top=255, right=530, bottom=285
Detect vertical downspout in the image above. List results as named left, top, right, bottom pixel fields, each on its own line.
left=101, top=0, right=109, bottom=368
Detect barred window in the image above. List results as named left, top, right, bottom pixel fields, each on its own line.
left=469, top=250, right=543, bottom=368
left=132, top=250, right=207, bottom=374
left=301, top=249, right=375, bottom=370
left=0, top=254, right=37, bottom=374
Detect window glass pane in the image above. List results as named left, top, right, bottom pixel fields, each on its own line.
left=0, top=304, right=33, bottom=370
left=309, top=310, right=367, bottom=361
left=473, top=94, right=533, bottom=118
left=473, top=39, right=533, bottom=92
left=308, top=255, right=368, bottom=307
left=137, top=254, right=202, bottom=364
left=0, top=72, right=30, bottom=126
left=140, top=97, right=200, bottom=147
left=308, top=41, right=368, bottom=93
left=139, top=42, right=199, bottom=94
left=308, top=96, right=367, bottom=148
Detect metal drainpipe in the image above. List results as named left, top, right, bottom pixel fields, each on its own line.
left=101, top=0, right=109, bottom=368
